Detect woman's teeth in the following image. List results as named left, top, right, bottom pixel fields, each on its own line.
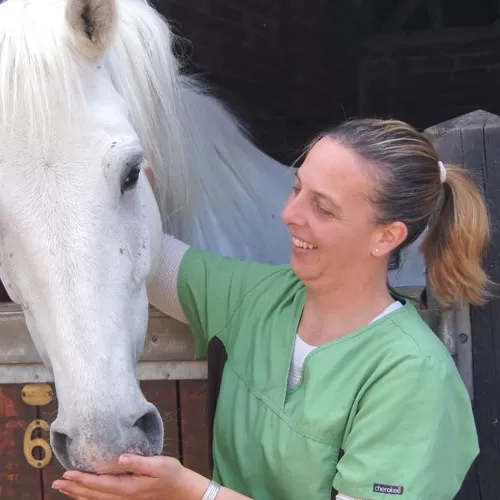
left=292, top=236, right=317, bottom=249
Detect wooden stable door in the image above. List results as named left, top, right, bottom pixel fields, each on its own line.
left=0, top=380, right=210, bottom=499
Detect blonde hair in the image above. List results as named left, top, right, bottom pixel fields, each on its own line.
left=310, top=118, right=492, bottom=308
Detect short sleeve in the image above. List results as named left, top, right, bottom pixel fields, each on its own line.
left=177, top=248, right=285, bottom=358
left=332, top=356, right=479, bottom=500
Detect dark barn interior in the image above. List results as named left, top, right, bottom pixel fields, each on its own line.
left=154, top=0, right=500, bottom=166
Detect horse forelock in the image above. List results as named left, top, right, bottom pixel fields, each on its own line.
left=0, top=0, right=89, bottom=142
left=0, top=0, right=190, bottom=223
left=105, top=0, right=190, bottom=221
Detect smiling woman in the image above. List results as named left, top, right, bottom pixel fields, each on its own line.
left=54, top=117, right=490, bottom=500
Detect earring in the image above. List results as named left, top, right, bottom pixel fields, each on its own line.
left=374, top=248, right=379, bottom=254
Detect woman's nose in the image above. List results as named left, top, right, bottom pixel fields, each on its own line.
left=281, top=195, right=305, bottom=226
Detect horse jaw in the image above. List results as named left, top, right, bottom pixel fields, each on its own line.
left=65, top=0, right=117, bottom=58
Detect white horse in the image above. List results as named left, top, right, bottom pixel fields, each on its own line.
left=0, top=0, right=425, bottom=473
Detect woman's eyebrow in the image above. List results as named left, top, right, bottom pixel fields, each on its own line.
left=295, top=171, right=343, bottom=213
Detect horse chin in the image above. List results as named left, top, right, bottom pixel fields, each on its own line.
left=69, top=461, right=130, bottom=475
left=93, top=464, right=136, bottom=476
left=56, top=443, right=157, bottom=474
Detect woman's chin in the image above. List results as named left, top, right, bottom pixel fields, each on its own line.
left=290, top=255, right=319, bottom=281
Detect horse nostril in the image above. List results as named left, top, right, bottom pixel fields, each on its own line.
left=51, top=429, right=72, bottom=468
left=133, top=406, right=163, bottom=454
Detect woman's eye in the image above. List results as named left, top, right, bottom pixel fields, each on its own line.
left=316, top=204, right=332, bottom=216
left=121, top=166, right=141, bottom=194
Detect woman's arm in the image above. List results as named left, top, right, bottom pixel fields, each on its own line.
left=51, top=455, right=253, bottom=500
left=147, top=233, right=190, bottom=324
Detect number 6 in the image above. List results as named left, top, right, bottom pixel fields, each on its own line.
left=23, top=419, right=53, bottom=468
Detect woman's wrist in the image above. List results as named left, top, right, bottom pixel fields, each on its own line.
left=175, top=465, right=212, bottom=499
left=176, top=465, right=253, bottom=499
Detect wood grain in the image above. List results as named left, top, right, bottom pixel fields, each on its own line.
left=178, top=379, right=211, bottom=478
left=0, top=384, right=43, bottom=500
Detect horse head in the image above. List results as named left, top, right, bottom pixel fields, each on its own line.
left=0, top=0, right=183, bottom=472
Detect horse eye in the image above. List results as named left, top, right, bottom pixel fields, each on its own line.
left=121, top=165, right=141, bottom=194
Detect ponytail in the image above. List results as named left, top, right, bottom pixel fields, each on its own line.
left=420, top=163, right=492, bottom=307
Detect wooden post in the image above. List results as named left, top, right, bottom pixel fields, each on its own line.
left=425, top=109, right=500, bottom=500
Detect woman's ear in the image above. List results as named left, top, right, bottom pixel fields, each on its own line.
left=371, top=221, right=408, bottom=257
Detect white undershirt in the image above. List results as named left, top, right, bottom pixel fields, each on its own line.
left=288, top=301, right=403, bottom=389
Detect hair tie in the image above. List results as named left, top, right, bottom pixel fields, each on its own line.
left=438, top=160, right=446, bottom=184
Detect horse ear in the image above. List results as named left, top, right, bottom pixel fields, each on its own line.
left=65, top=0, right=117, bottom=58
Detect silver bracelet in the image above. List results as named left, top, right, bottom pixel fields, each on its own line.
left=201, top=480, right=221, bottom=500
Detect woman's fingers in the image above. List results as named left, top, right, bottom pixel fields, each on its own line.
left=52, top=471, right=144, bottom=498
left=52, top=477, right=120, bottom=500
left=51, top=456, right=183, bottom=499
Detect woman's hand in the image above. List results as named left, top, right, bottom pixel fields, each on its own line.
left=51, top=454, right=208, bottom=500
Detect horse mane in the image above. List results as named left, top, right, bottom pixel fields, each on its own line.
left=0, top=0, right=89, bottom=143
left=105, top=0, right=189, bottom=222
left=169, top=75, right=294, bottom=261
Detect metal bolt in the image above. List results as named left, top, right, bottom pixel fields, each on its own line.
left=459, top=333, right=468, bottom=343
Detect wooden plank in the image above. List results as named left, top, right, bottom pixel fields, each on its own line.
left=178, top=379, right=211, bottom=478
left=468, top=114, right=500, bottom=500
left=428, top=0, right=444, bottom=28
left=427, top=110, right=500, bottom=500
left=382, top=0, right=423, bottom=30
left=0, top=360, right=207, bottom=385
left=39, top=381, right=180, bottom=499
left=0, top=384, right=42, bottom=500
left=458, top=116, right=500, bottom=500
left=0, top=303, right=196, bottom=365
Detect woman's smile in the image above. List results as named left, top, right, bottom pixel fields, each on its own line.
left=291, top=235, right=318, bottom=251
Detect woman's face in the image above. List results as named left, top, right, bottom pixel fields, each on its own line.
left=281, top=136, right=391, bottom=289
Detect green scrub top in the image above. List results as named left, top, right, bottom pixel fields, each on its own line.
left=178, top=248, right=479, bottom=500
